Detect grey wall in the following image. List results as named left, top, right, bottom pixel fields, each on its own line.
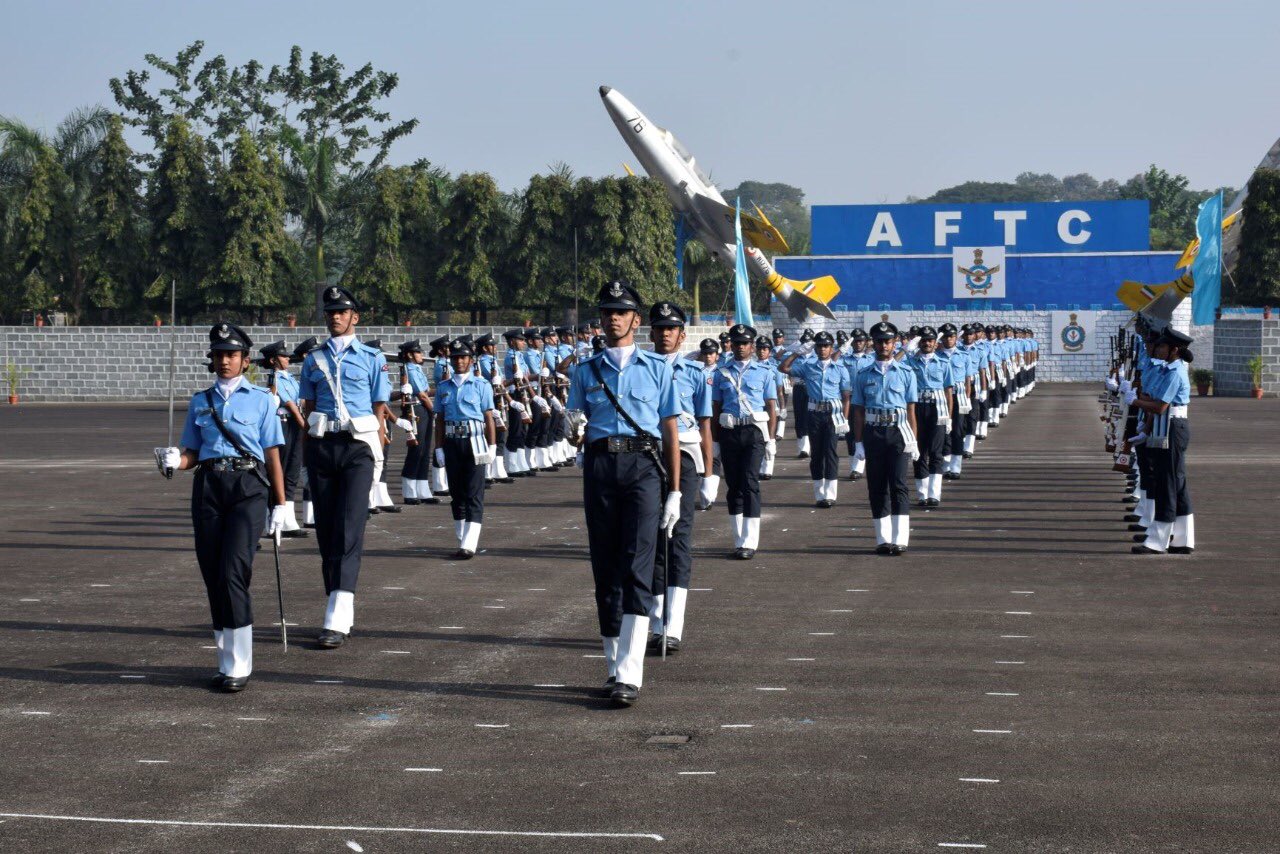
left=1212, top=316, right=1280, bottom=397
left=0, top=323, right=727, bottom=402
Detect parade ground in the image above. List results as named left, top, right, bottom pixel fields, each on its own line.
left=0, top=384, right=1275, bottom=853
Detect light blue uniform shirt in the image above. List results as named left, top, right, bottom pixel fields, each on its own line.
left=406, top=362, right=430, bottom=396
left=908, top=352, right=956, bottom=391
left=786, top=355, right=852, bottom=402
left=668, top=354, right=712, bottom=429
left=954, top=345, right=980, bottom=379
left=274, top=371, right=300, bottom=406
left=852, top=360, right=918, bottom=410
left=503, top=349, right=526, bottom=383
left=1152, top=359, right=1190, bottom=406
left=299, top=339, right=390, bottom=420
left=712, top=360, right=778, bottom=417
left=523, top=348, right=546, bottom=377
left=433, top=358, right=450, bottom=386
left=568, top=348, right=680, bottom=442
left=435, top=373, right=495, bottom=422
left=180, top=382, right=284, bottom=463
left=477, top=353, right=497, bottom=382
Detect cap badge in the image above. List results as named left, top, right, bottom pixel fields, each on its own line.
left=658, top=303, right=672, bottom=317
left=216, top=326, right=229, bottom=339
left=609, top=282, right=624, bottom=298
left=327, top=287, right=340, bottom=300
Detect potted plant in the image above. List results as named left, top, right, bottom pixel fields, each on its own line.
left=1190, top=367, right=1213, bottom=397
left=4, top=360, right=26, bottom=404
left=1246, top=354, right=1265, bottom=399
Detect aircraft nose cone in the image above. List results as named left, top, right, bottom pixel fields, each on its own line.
left=599, top=85, right=611, bottom=97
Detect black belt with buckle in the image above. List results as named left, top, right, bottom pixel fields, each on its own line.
left=589, top=436, right=658, bottom=454
left=200, top=456, right=261, bottom=472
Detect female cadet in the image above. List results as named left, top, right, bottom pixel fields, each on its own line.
left=434, top=337, right=497, bottom=559
left=396, top=340, right=438, bottom=506
left=1130, top=328, right=1195, bottom=555
left=779, top=330, right=852, bottom=508
left=154, top=323, right=286, bottom=692
left=260, top=340, right=308, bottom=536
left=851, top=321, right=919, bottom=556
left=905, top=327, right=956, bottom=507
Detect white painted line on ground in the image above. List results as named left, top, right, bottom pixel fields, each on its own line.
left=787, top=657, right=816, bottom=661
left=583, top=654, right=605, bottom=659
left=475, top=724, right=509, bottom=728
left=755, top=687, right=787, bottom=692
left=236, top=717, right=267, bottom=722
left=938, top=844, right=987, bottom=850
left=827, top=609, right=853, bottom=613
left=119, top=675, right=146, bottom=680
left=959, top=778, right=1000, bottom=784
left=677, top=771, right=716, bottom=775
left=1011, top=590, right=1035, bottom=594
left=21, top=711, right=51, bottom=716
left=1000, top=635, right=1031, bottom=639
left=691, top=588, right=713, bottom=592
left=136, top=760, right=169, bottom=764
left=382, top=650, right=411, bottom=655
left=994, top=661, right=1026, bottom=665
left=382, top=586, right=405, bottom=590
left=0, top=812, right=665, bottom=841
left=527, top=588, right=547, bottom=591
left=534, top=684, right=565, bottom=688
left=438, top=626, right=464, bottom=630
left=19, top=599, right=40, bottom=602
left=720, top=724, right=754, bottom=729
left=985, top=692, right=1020, bottom=697
left=972, top=729, right=1012, bottom=734
left=846, top=589, right=871, bottom=592
left=1004, top=611, right=1033, bottom=615
left=314, top=680, right=343, bottom=684
left=482, top=605, right=506, bottom=609
left=89, top=584, right=111, bottom=588
left=201, top=645, right=217, bottom=650
left=808, top=632, right=835, bottom=636
left=404, top=768, right=442, bottom=772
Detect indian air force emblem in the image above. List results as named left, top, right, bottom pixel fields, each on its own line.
left=1061, top=312, right=1086, bottom=352
left=952, top=246, right=1006, bottom=300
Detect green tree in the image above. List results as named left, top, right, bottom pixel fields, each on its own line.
left=343, top=166, right=414, bottom=322
left=147, top=116, right=215, bottom=321
left=510, top=168, right=576, bottom=311
left=401, top=163, right=453, bottom=317
left=1235, top=167, right=1280, bottom=305
left=721, top=180, right=811, bottom=254
left=207, top=130, right=290, bottom=319
left=437, top=172, right=506, bottom=320
left=83, top=115, right=147, bottom=319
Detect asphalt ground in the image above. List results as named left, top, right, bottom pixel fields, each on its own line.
left=0, top=385, right=1276, bottom=853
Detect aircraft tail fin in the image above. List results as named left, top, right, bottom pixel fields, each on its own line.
left=765, top=272, right=839, bottom=321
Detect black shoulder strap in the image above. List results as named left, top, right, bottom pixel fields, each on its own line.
left=588, top=358, right=668, bottom=481
left=204, top=389, right=270, bottom=487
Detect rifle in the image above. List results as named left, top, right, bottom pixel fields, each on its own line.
left=399, top=361, right=419, bottom=447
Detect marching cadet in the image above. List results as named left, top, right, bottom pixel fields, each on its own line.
left=754, top=337, right=786, bottom=481
left=940, top=323, right=976, bottom=479
left=567, top=280, right=682, bottom=707
left=956, top=324, right=982, bottom=461
left=791, top=328, right=815, bottom=458
left=694, top=337, right=723, bottom=509
left=503, top=328, right=535, bottom=477
left=522, top=329, right=550, bottom=472
left=718, top=330, right=732, bottom=356
left=1130, top=328, right=1195, bottom=555
left=851, top=321, right=919, bottom=555
left=293, top=337, right=322, bottom=529
left=427, top=336, right=452, bottom=497
left=476, top=333, right=513, bottom=484
left=647, top=301, right=713, bottom=654
left=434, top=337, right=498, bottom=558
left=260, top=340, right=309, bottom=537
left=905, top=326, right=956, bottom=506
left=767, top=328, right=790, bottom=443
left=841, top=329, right=873, bottom=480
left=299, top=286, right=391, bottom=649
left=396, top=340, right=439, bottom=505
left=153, top=323, right=286, bottom=692
left=711, top=323, right=778, bottom=559
left=366, top=339, right=404, bottom=515
left=780, top=331, right=852, bottom=508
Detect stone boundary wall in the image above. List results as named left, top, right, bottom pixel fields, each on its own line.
left=1212, top=316, right=1279, bottom=397
left=0, top=323, right=725, bottom=402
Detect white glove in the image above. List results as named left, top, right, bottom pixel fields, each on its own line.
left=1131, top=432, right=1148, bottom=446
left=540, top=366, right=551, bottom=378
left=854, top=442, right=866, bottom=461
left=778, top=407, right=788, bottom=420
left=574, top=449, right=584, bottom=469
left=697, top=475, right=719, bottom=510
left=268, top=504, right=287, bottom=537
left=1119, top=378, right=1132, bottom=395
left=434, top=448, right=446, bottom=468
left=1123, top=388, right=1137, bottom=406
left=660, top=491, right=681, bottom=538
left=509, top=401, right=525, bottom=414
left=1105, top=377, right=1119, bottom=392
left=271, top=393, right=281, bottom=409
left=400, top=382, right=413, bottom=396
left=154, top=446, right=181, bottom=478
left=394, top=417, right=415, bottom=434
left=765, top=438, right=777, bottom=457
left=911, top=447, right=921, bottom=462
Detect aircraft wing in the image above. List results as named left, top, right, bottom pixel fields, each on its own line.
left=690, top=194, right=791, bottom=253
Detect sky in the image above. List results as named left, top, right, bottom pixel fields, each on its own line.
left=3, top=0, right=1276, bottom=205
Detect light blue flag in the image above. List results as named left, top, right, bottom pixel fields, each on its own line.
left=733, top=198, right=754, bottom=327
left=1191, top=191, right=1223, bottom=326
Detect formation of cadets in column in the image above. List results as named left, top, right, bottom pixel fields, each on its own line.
left=1103, top=320, right=1195, bottom=557
left=154, top=282, right=1042, bottom=702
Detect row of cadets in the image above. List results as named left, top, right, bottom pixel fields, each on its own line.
left=710, top=324, right=778, bottom=559
left=365, top=338, right=406, bottom=516
left=839, top=328, right=874, bottom=481
left=778, top=331, right=852, bottom=507
left=767, top=328, right=791, bottom=446
left=433, top=337, right=498, bottom=558
left=567, top=281, right=682, bottom=707
left=256, top=339, right=310, bottom=537
left=154, top=323, right=288, bottom=692
left=788, top=328, right=815, bottom=459
left=1126, top=327, right=1195, bottom=555
left=395, top=338, right=442, bottom=505
left=937, top=323, right=975, bottom=480
left=851, top=321, right=919, bottom=555
left=753, top=336, right=788, bottom=481
left=299, top=286, right=390, bottom=649
left=903, top=326, right=957, bottom=507
left=476, top=333, right=515, bottom=485
left=426, top=336, right=453, bottom=498
left=692, top=337, right=723, bottom=509
left=646, top=301, right=713, bottom=654
left=522, top=328, right=554, bottom=471
left=500, top=328, right=534, bottom=477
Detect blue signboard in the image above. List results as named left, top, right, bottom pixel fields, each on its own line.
left=811, top=200, right=1150, bottom=255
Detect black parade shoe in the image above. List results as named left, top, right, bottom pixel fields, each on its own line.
left=220, top=675, right=249, bottom=693
left=875, top=544, right=893, bottom=556
left=610, top=682, right=639, bottom=707
left=1168, top=546, right=1194, bottom=555
left=420, top=496, right=440, bottom=504
left=962, top=452, right=973, bottom=459
left=380, top=505, right=402, bottom=514
left=797, top=452, right=810, bottom=459
left=453, top=549, right=475, bottom=560
left=499, top=477, right=515, bottom=484
left=1131, top=544, right=1164, bottom=555
left=735, top=548, right=755, bottom=560
left=317, top=629, right=347, bottom=649
left=282, top=529, right=310, bottom=538
left=209, top=673, right=227, bottom=689
left=1124, top=514, right=1141, bottom=523
left=602, top=675, right=617, bottom=696
left=890, top=545, right=907, bottom=556
left=403, top=498, right=421, bottom=506
left=848, top=471, right=863, bottom=481
left=1127, top=523, right=1148, bottom=532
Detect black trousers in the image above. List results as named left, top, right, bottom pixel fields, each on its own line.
left=913, top=401, right=946, bottom=478
left=529, top=406, right=550, bottom=452
left=506, top=405, right=528, bottom=452
left=305, top=434, right=375, bottom=595
left=966, top=395, right=983, bottom=437
left=864, top=424, right=910, bottom=518
left=655, top=450, right=698, bottom=590
left=1135, top=442, right=1154, bottom=499
left=988, top=378, right=1005, bottom=410
left=401, top=405, right=432, bottom=481
left=808, top=408, right=840, bottom=480
left=720, top=424, right=764, bottom=517
left=583, top=448, right=660, bottom=637
left=1151, top=418, right=1192, bottom=523
left=444, top=437, right=486, bottom=522
left=792, top=384, right=810, bottom=438
left=192, top=468, right=266, bottom=630
left=280, top=419, right=304, bottom=500
left=949, top=402, right=966, bottom=455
